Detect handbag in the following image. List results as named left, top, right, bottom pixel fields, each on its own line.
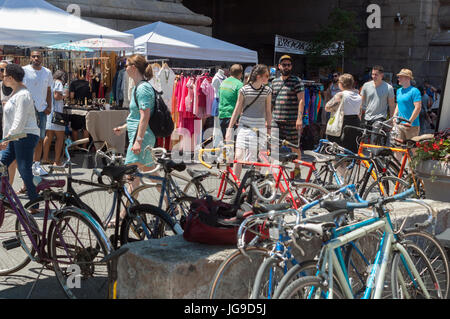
left=51, top=111, right=69, bottom=126
left=326, top=94, right=345, bottom=137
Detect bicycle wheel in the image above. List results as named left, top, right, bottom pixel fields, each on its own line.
left=278, top=182, right=329, bottom=210
left=77, top=187, right=117, bottom=227
left=209, top=247, right=270, bottom=299
left=251, top=256, right=318, bottom=299
left=184, top=171, right=238, bottom=202
left=120, top=204, right=180, bottom=245
left=344, top=232, right=382, bottom=298
left=0, top=208, right=37, bottom=275
left=278, top=275, right=344, bottom=299
left=362, top=176, right=409, bottom=201
left=130, top=184, right=166, bottom=209
left=402, top=231, right=449, bottom=299
left=391, top=242, right=442, bottom=299
left=166, top=196, right=197, bottom=226
left=48, top=207, right=112, bottom=299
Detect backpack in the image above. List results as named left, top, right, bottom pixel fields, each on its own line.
left=134, top=80, right=174, bottom=139
left=182, top=197, right=257, bottom=245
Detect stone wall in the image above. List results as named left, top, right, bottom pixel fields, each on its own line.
left=47, top=0, right=212, bottom=35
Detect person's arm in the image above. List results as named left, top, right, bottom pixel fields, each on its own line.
left=7, top=94, right=29, bottom=137
left=265, top=92, right=272, bottom=132
left=296, top=91, right=305, bottom=131
left=388, top=97, right=395, bottom=118
left=406, top=101, right=421, bottom=126
left=325, top=92, right=343, bottom=112
left=44, top=86, right=52, bottom=115
left=225, top=91, right=244, bottom=141
left=131, top=108, right=151, bottom=154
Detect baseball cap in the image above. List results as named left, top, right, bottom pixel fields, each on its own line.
left=397, top=69, right=414, bottom=80
left=279, top=55, right=293, bottom=64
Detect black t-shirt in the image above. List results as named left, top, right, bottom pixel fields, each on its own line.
left=69, top=79, right=91, bottom=100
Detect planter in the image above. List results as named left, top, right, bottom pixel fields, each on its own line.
left=415, top=160, right=450, bottom=202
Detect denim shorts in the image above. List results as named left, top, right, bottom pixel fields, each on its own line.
left=36, top=111, right=47, bottom=139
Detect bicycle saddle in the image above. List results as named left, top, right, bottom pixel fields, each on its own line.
left=303, top=151, right=335, bottom=163
left=187, top=168, right=211, bottom=181
left=278, top=152, right=298, bottom=163
left=101, top=165, right=138, bottom=181
left=157, top=158, right=186, bottom=173
left=35, top=178, right=66, bottom=193
left=252, top=202, right=292, bottom=214
left=321, top=200, right=349, bottom=212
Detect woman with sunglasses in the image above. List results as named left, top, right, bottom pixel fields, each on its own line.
left=0, top=64, right=40, bottom=212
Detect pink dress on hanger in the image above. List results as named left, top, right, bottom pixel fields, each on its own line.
left=185, top=77, right=195, bottom=114
left=200, top=78, right=215, bottom=117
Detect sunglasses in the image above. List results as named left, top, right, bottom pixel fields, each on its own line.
left=0, top=68, right=4, bottom=73
left=281, top=63, right=292, bottom=67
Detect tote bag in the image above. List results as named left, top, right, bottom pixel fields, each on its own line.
left=326, top=95, right=345, bottom=137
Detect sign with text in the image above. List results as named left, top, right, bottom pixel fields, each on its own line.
left=275, top=35, right=344, bottom=56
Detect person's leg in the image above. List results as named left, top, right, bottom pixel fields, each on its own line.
left=8, top=160, right=17, bottom=185
left=233, top=148, right=245, bottom=181
left=13, top=135, right=39, bottom=204
left=33, top=112, right=47, bottom=162
left=42, top=130, right=55, bottom=164
left=54, top=131, right=65, bottom=165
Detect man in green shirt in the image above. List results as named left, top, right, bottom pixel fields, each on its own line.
left=219, top=64, right=243, bottom=138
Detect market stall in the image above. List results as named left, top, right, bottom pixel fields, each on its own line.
left=124, top=21, right=259, bottom=152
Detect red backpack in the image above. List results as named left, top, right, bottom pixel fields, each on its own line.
left=182, top=197, right=256, bottom=246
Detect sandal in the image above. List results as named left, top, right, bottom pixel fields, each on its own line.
left=28, top=208, right=40, bottom=215
left=17, top=186, right=27, bottom=195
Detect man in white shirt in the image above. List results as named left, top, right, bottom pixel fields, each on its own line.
left=23, top=50, right=53, bottom=176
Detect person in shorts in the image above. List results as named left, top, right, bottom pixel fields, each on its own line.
left=392, top=69, right=422, bottom=145
left=271, top=55, right=305, bottom=177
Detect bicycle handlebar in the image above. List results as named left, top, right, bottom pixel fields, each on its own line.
left=343, top=125, right=387, bottom=138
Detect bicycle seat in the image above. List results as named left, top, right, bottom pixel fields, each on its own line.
left=303, top=151, right=335, bottom=163
left=278, top=152, right=298, bottom=163
left=101, top=165, right=138, bottom=182
left=410, top=134, right=434, bottom=143
left=321, top=200, right=349, bottom=212
left=157, top=158, right=186, bottom=173
left=187, top=168, right=211, bottom=181
left=252, top=202, right=292, bottom=214
left=36, top=178, right=66, bottom=192
left=367, top=148, right=393, bottom=158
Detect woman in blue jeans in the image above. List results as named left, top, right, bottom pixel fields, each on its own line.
left=0, top=64, right=40, bottom=212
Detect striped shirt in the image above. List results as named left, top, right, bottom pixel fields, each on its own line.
left=272, top=75, right=304, bottom=121
left=240, top=84, right=272, bottom=119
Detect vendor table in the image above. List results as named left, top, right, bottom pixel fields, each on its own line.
left=64, top=107, right=129, bottom=153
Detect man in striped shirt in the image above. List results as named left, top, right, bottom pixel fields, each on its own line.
left=271, top=55, right=305, bottom=176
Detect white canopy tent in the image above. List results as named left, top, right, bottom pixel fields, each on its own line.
left=0, top=0, right=134, bottom=47
left=127, top=21, right=258, bottom=63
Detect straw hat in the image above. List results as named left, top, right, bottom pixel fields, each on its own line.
left=397, top=69, right=414, bottom=80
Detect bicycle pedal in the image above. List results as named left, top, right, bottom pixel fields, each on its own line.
left=2, top=238, right=21, bottom=250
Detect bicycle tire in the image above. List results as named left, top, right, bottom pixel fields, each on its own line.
left=278, top=275, right=344, bottom=299
left=0, top=208, right=37, bottom=275
left=251, top=256, right=318, bottom=299
left=391, top=241, right=442, bottom=299
left=166, top=196, right=197, bottom=226
left=120, top=204, right=180, bottom=245
left=48, top=207, right=112, bottom=299
left=278, top=182, right=329, bottom=210
left=130, top=184, right=166, bottom=210
left=402, top=231, right=449, bottom=299
left=77, top=187, right=117, bottom=227
left=362, top=175, right=409, bottom=201
left=184, top=171, right=238, bottom=202
left=209, top=247, right=270, bottom=299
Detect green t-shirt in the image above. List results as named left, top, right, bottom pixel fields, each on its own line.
left=218, top=77, right=244, bottom=119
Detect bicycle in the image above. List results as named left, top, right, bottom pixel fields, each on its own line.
left=278, top=187, right=442, bottom=299
left=0, top=134, right=114, bottom=299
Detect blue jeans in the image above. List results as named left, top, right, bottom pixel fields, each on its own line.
left=1, top=134, right=39, bottom=203
left=36, top=111, right=47, bottom=139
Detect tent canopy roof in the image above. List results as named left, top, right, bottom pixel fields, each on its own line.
left=127, top=21, right=258, bottom=63
left=0, top=0, right=134, bottom=47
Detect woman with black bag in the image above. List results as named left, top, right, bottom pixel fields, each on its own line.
left=42, top=70, right=68, bottom=166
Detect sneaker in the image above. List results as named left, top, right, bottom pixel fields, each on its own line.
left=32, top=162, right=48, bottom=176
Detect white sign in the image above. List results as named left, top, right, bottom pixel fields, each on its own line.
left=275, top=35, right=310, bottom=55
left=275, top=35, right=344, bottom=56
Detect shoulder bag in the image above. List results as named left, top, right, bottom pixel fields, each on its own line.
left=326, top=94, right=345, bottom=137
